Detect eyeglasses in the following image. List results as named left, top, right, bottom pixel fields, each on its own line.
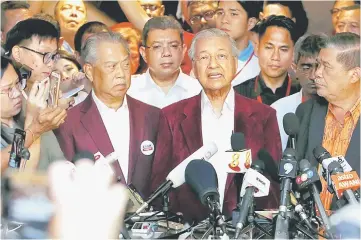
left=19, top=46, right=60, bottom=64
left=330, top=4, right=360, bottom=14
left=194, top=52, right=230, bottom=65
left=145, top=43, right=182, bottom=53
left=141, top=4, right=160, bottom=11
left=0, top=81, right=25, bottom=99
left=189, top=11, right=215, bottom=25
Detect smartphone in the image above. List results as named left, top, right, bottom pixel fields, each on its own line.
left=8, top=129, right=26, bottom=169
left=49, top=71, right=61, bottom=107
left=61, top=85, right=84, bottom=99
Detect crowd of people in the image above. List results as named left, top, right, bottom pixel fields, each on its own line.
left=0, top=0, right=360, bottom=237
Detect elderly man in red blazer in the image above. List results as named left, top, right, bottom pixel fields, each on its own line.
left=151, top=28, right=282, bottom=222
left=55, top=32, right=160, bottom=199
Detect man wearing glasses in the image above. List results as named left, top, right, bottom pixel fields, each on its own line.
left=187, top=0, right=218, bottom=34
left=139, top=0, right=165, bottom=18
left=5, top=18, right=60, bottom=93
left=128, top=16, right=201, bottom=109
left=330, top=0, right=360, bottom=33
left=271, top=34, right=326, bottom=151
left=151, top=28, right=281, bottom=222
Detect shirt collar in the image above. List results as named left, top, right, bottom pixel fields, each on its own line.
left=328, top=97, right=361, bottom=122
left=92, top=90, right=128, bottom=114
left=201, top=87, right=235, bottom=114
left=238, top=41, right=254, bottom=62
left=257, top=73, right=289, bottom=93
left=144, top=68, right=187, bottom=91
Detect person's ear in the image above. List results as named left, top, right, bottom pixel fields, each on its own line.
left=83, top=63, right=94, bottom=83
left=181, top=44, right=187, bottom=61
left=160, top=5, right=165, bottom=16
left=291, top=62, right=297, bottom=72
left=139, top=46, right=147, bottom=64
left=58, top=37, right=65, bottom=49
left=292, top=17, right=296, bottom=23
left=12, top=45, right=22, bottom=63
left=259, top=12, right=265, bottom=20
left=247, top=17, right=257, bottom=31
left=349, top=67, right=360, bottom=84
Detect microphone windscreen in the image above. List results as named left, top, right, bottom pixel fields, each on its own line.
left=72, top=151, right=95, bottom=163
left=327, top=161, right=343, bottom=174
left=313, top=145, right=332, bottom=163
left=185, top=160, right=219, bottom=206
left=251, top=159, right=265, bottom=173
left=283, top=148, right=297, bottom=159
left=231, top=132, right=245, bottom=151
left=283, top=113, right=300, bottom=136
left=299, top=159, right=311, bottom=171
left=257, top=149, right=279, bottom=182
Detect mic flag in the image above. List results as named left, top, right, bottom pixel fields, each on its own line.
left=330, top=171, right=360, bottom=199
left=224, top=149, right=252, bottom=173
left=240, top=168, right=270, bottom=197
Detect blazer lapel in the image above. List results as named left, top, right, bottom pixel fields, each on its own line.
left=180, top=94, right=203, bottom=154
left=224, top=94, right=252, bottom=196
left=307, top=100, right=328, bottom=165
left=127, top=95, right=144, bottom=183
left=346, top=118, right=360, bottom=173
left=80, top=93, right=124, bottom=180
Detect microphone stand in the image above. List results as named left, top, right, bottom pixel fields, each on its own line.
left=162, top=193, right=170, bottom=232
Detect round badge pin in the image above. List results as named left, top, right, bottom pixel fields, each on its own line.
left=140, top=140, right=155, bottom=156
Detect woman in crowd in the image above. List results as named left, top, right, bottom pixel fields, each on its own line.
left=54, top=50, right=88, bottom=106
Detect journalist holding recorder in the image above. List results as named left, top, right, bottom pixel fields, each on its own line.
left=151, top=28, right=282, bottom=222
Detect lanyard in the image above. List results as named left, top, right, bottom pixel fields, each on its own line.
left=254, top=74, right=292, bottom=104
left=232, top=52, right=255, bottom=80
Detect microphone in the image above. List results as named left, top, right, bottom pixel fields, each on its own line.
left=299, top=159, right=335, bottom=238
left=72, top=151, right=96, bottom=163
left=135, top=142, right=218, bottom=214
left=185, top=160, right=227, bottom=234
left=257, top=149, right=279, bottom=182
left=226, top=133, right=252, bottom=173
left=274, top=148, right=298, bottom=239
left=235, top=160, right=268, bottom=238
left=327, top=161, right=359, bottom=205
left=283, top=112, right=300, bottom=149
left=8, top=129, right=26, bottom=170
left=314, top=145, right=353, bottom=174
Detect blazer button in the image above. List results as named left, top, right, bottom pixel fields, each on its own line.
left=117, top=176, right=122, bottom=182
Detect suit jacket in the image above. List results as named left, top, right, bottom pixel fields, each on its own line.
left=295, top=98, right=360, bottom=174
left=151, top=92, right=282, bottom=222
left=54, top=93, right=160, bottom=198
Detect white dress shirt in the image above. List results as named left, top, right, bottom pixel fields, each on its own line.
left=92, top=91, right=130, bottom=182
left=128, top=69, right=202, bottom=109
left=271, top=90, right=303, bottom=151
left=201, top=88, right=235, bottom=209
left=231, top=55, right=260, bottom=86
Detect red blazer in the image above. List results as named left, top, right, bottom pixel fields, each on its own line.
left=54, top=93, right=160, bottom=198
left=151, top=93, right=282, bottom=222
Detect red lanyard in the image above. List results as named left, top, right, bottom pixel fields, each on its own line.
left=233, top=52, right=255, bottom=80
left=254, top=74, right=292, bottom=104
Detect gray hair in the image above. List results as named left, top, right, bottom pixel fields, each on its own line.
left=142, top=16, right=184, bottom=46
left=81, top=31, right=130, bottom=64
left=325, top=32, right=360, bottom=70
left=293, top=33, right=327, bottom=64
left=188, top=28, right=239, bottom=61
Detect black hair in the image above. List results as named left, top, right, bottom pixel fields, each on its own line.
left=263, top=1, right=309, bottom=37
left=5, top=18, right=60, bottom=54
left=294, top=34, right=327, bottom=63
left=1, top=56, right=20, bottom=80
left=74, top=21, right=109, bottom=53
left=57, top=50, right=81, bottom=70
left=32, top=13, right=61, bottom=34
left=1, top=1, right=30, bottom=30
left=258, top=15, right=299, bottom=44
left=236, top=1, right=262, bottom=19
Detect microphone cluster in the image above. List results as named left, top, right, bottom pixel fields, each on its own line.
left=123, top=112, right=359, bottom=239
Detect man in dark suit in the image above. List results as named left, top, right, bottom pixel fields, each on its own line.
left=55, top=32, right=160, bottom=199
left=151, top=28, right=282, bottom=222
left=296, top=32, right=360, bottom=211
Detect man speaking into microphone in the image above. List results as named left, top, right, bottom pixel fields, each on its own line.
left=296, top=33, right=360, bottom=210
left=151, top=28, right=282, bottom=222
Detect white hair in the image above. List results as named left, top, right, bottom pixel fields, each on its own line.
left=188, top=28, right=239, bottom=61
left=81, top=32, right=130, bottom=64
